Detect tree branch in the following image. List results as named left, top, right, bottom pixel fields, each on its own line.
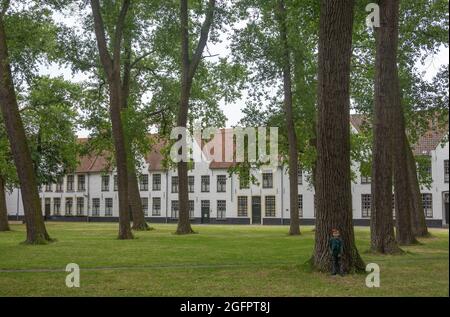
left=112, top=0, right=131, bottom=73
left=189, top=0, right=216, bottom=80
left=90, top=0, right=113, bottom=79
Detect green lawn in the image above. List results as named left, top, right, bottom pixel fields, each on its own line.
left=0, top=222, right=448, bottom=296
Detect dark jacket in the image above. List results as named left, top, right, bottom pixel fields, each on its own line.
left=329, top=237, right=343, bottom=256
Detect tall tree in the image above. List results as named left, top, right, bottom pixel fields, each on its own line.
left=90, top=0, right=133, bottom=239
left=370, top=0, right=402, bottom=254
left=176, top=0, right=216, bottom=235
left=276, top=0, right=300, bottom=235
left=312, top=0, right=364, bottom=272
left=0, top=3, right=51, bottom=243
left=388, top=0, right=417, bottom=246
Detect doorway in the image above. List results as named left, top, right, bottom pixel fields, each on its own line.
left=201, top=200, right=210, bottom=224
left=252, top=196, right=261, bottom=224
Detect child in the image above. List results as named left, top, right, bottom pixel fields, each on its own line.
left=329, top=228, right=343, bottom=276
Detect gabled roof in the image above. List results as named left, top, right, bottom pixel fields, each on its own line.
left=349, top=114, right=448, bottom=156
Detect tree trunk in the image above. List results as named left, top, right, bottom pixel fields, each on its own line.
left=405, top=137, right=429, bottom=237
left=276, top=0, right=300, bottom=235
left=0, top=175, right=10, bottom=231
left=176, top=0, right=215, bottom=234
left=90, top=0, right=133, bottom=239
left=386, top=0, right=417, bottom=246
left=312, top=0, right=365, bottom=273
left=121, top=40, right=149, bottom=231
left=370, top=0, right=402, bottom=254
left=0, top=17, right=51, bottom=243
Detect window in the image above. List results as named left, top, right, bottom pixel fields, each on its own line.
left=105, top=198, right=113, bottom=216
left=239, top=173, right=250, bottom=189
left=92, top=198, right=100, bottom=216
left=45, top=184, right=52, bottom=192
left=298, top=169, right=303, bottom=185
left=141, top=197, right=148, bottom=216
left=65, top=198, right=73, bottom=216
left=217, top=200, right=226, bottom=219
left=53, top=198, right=61, bottom=215
left=114, top=175, right=118, bottom=191
left=66, top=175, right=74, bottom=192
left=189, top=200, right=194, bottom=218
left=77, top=175, right=85, bottom=191
left=361, top=175, right=371, bottom=184
left=265, top=196, right=276, bottom=217
left=217, top=175, right=226, bottom=192
left=140, top=174, right=149, bottom=191
left=152, top=174, right=161, bottom=191
left=102, top=175, right=110, bottom=192
left=171, top=176, right=179, bottom=193
left=201, top=175, right=210, bottom=192
left=445, top=160, right=449, bottom=183
left=298, top=195, right=303, bottom=218
left=171, top=200, right=179, bottom=219
left=152, top=197, right=161, bottom=216
left=238, top=196, right=248, bottom=217
left=422, top=193, right=433, bottom=218
left=262, top=172, right=273, bottom=188
left=361, top=194, right=371, bottom=218
left=55, top=178, right=63, bottom=192
left=188, top=176, right=195, bottom=193
left=76, top=197, right=84, bottom=216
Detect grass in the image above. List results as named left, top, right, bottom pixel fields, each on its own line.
left=0, top=222, right=448, bottom=296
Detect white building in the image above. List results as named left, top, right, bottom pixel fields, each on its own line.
left=5, top=117, right=449, bottom=227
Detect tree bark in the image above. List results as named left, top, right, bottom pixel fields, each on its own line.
left=276, top=0, right=300, bottom=235
left=90, top=0, right=133, bottom=239
left=312, top=0, right=365, bottom=273
left=0, top=175, right=10, bottom=231
left=176, top=0, right=215, bottom=234
left=405, top=137, right=429, bottom=237
left=370, top=0, right=402, bottom=254
left=0, top=17, right=51, bottom=243
left=386, top=0, right=417, bottom=246
left=121, top=38, right=149, bottom=231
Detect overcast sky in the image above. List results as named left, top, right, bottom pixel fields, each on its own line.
left=40, top=12, right=449, bottom=137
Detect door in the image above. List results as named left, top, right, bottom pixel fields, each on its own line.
left=444, top=193, right=449, bottom=225
left=252, top=196, right=261, bottom=224
left=44, top=198, right=51, bottom=217
left=201, top=200, right=210, bottom=224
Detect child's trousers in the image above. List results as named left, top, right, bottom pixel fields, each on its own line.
left=332, top=255, right=341, bottom=275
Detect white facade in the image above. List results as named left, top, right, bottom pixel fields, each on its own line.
left=5, top=141, right=449, bottom=227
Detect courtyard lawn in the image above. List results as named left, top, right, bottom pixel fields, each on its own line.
left=0, top=222, right=448, bottom=297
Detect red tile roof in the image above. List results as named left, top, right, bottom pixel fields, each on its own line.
left=76, top=116, right=448, bottom=173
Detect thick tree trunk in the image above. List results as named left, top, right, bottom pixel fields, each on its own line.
left=276, top=0, right=300, bottom=235
left=312, top=0, right=364, bottom=273
left=176, top=0, right=215, bottom=234
left=121, top=43, right=149, bottom=231
left=90, top=0, right=133, bottom=239
left=0, top=18, right=51, bottom=243
left=405, top=137, right=429, bottom=237
left=370, top=0, right=402, bottom=254
left=128, top=168, right=149, bottom=230
left=385, top=1, right=417, bottom=246
left=0, top=175, right=10, bottom=231
left=175, top=0, right=195, bottom=235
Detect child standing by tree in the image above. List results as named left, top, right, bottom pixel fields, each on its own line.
left=329, top=229, right=343, bottom=276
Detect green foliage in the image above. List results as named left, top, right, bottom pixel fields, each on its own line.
left=20, top=76, right=81, bottom=185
